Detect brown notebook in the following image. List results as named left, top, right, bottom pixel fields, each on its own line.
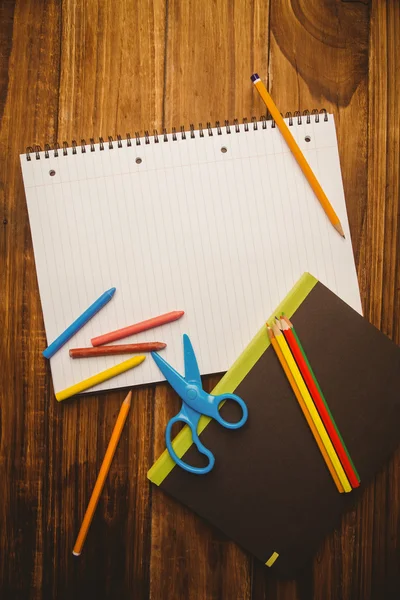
left=148, top=273, right=400, bottom=577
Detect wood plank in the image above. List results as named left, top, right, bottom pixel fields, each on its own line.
left=150, top=2, right=270, bottom=598
left=58, top=0, right=166, bottom=141
left=162, top=0, right=270, bottom=129
left=358, top=2, right=400, bottom=600
left=268, top=0, right=369, bottom=268
left=45, top=1, right=166, bottom=598
left=266, top=2, right=369, bottom=599
left=0, top=1, right=61, bottom=598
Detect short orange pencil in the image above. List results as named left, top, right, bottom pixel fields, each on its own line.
left=72, top=391, right=132, bottom=556
left=70, top=342, right=166, bottom=358
left=91, top=310, right=184, bottom=346
left=251, top=73, right=345, bottom=238
left=267, top=325, right=344, bottom=493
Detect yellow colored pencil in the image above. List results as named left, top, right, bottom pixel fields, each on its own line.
left=271, top=323, right=351, bottom=492
left=55, top=355, right=145, bottom=401
left=73, top=391, right=132, bottom=556
left=251, top=73, right=345, bottom=238
left=267, top=326, right=344, bottom=493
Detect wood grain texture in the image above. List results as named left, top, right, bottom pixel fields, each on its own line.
left=0, top=0, right=399, bottom=599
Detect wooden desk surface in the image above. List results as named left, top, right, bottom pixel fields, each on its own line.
left=1, top=1, right=399, bottom=598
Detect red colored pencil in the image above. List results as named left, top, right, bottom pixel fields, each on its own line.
left=91, top=311, right=184, bottom=346
left=279, top=317, right=360, bottom=489
left=69, top=342, right=167, bottom=358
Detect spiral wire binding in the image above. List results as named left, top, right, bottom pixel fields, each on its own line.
left=25, top=109, right=328, bottom=160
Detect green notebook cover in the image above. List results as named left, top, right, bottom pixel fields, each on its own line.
left=148, top=273, right=400, bottom=576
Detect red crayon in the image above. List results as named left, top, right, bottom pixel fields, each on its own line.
left=91, top=311, right=184, bottom=347
left=70, top=342, right=167, bottom=358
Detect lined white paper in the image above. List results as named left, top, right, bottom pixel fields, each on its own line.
left=21, top=116, right=362, bottom=395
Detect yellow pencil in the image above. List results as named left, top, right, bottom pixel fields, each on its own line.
left=267, top=326, right=344, bottom=493
left=73, top=391, right=132, bottom=556
left=55, top=355, right=146, bottom=401
left=251, top=73, right=345, bottom=238
left=271, top=323, right=351, bottom=492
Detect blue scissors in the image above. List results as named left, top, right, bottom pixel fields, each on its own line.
left=151, top=334, right=248, bottom=475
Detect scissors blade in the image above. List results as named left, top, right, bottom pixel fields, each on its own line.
left=183, top=334, right=202, bottom=387
left=151, top=350, right=189, bottom=399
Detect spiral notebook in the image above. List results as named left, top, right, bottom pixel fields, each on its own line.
left=20, top=114, right=362, bottom=395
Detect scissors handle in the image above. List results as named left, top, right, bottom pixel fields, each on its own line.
left=166, top=414, right=215, bottom=475
left=211, top=392, right=248, bottom=429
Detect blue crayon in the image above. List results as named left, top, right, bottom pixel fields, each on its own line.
left=43, top=287, right=116, bottom=359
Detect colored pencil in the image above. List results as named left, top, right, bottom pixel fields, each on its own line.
left=69, top=342, right=166, bottom=358
left=91, top=310, right=184, bottom=347
left=250, top=73, right=345, bottom=238
left=55, top=355, right=145, bottom=401
left=270, top=322, right=351, bottom=492
left=72, top=391, right=132, bottom=556
left=267, top=326, right=344, bottom=493
left=43, top=287, right=116, bottom=359
left=280, top=315, right=360, bottom=486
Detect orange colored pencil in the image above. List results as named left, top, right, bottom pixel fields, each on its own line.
left=251, top=73, right=345, bottom=238
left=72, top=391, right=132, bottom=556
left=69, top=342, right=166, bottom=358
left=91, top=310, right=184, bottom=346
left=267, top=325, right=344, bottom=493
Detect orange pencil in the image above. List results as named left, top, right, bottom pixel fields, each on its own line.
left=251, top=73, right=345, bottom=238
left=267, top=325, right=344, bottom=493
left=70, top=342, right=166, bottom=358
left=72, top=391, right=132, bottom=556
left=91, top=310, right=184, bottom=346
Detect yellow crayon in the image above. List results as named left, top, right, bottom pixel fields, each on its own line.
left=55, top=355, right=146, bottom=401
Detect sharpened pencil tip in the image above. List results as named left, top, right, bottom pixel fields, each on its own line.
left=281, top=315, right=292, bottom=328
left=334, top=222, right=345, bottom=238
left=123, top=390, right=132, bottom=406
left=271, top=322, right=281, bottom=336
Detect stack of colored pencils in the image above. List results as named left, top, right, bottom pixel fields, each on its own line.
left=267, top=316, right=360, bottom=493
